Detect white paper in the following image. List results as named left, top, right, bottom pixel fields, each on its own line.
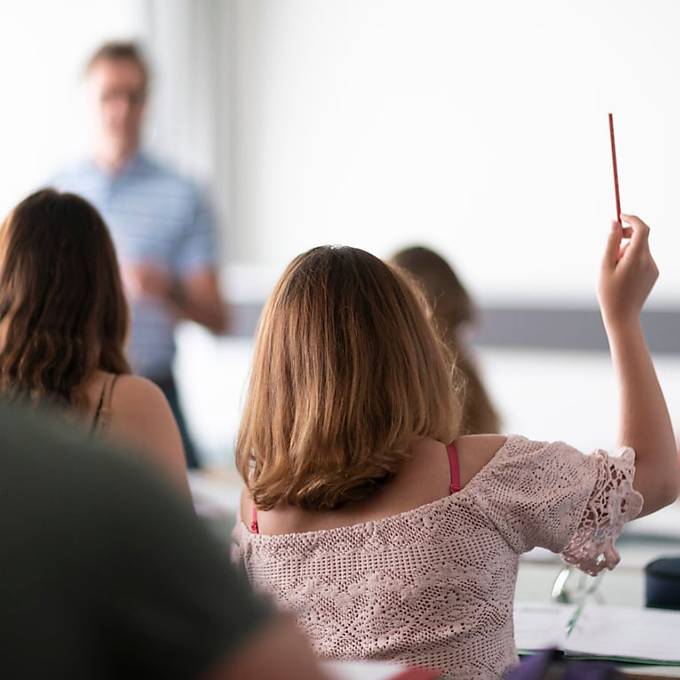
left=565, top=605, right=680, bottom=663
left=514, top=602, right=680, bottom=664
left=514, top=602, right=575, bottom=651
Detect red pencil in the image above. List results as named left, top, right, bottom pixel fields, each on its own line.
left=608, top=113, right=622, bottom=222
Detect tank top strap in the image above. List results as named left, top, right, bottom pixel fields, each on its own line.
left=91, top=382, right=107, bottom=433
left=250, top=504, right=260, bottom=534
left=447, top=441, right=461, bottom=494
left=103, top=374, right=119, bottom=411
left=91, top=374, right=119, bottom=433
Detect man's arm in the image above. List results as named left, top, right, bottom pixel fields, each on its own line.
left=124, top=265, right=229, bottom=334
left=172, top=269, right=229, bottom=334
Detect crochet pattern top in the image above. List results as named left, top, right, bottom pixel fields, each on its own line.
left=231, top=436, right=643, bottom=680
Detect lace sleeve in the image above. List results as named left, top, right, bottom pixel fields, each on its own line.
left=560, top=448, right=643, bottom=576
left=473, top=436, right=643, bottom=560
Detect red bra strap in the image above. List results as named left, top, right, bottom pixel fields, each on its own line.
left=447, top=442, right=461, bottom=493
left=250, top=504, right=259, bottom=534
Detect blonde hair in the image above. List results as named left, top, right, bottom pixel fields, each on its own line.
left=390, top=246, right=501, bottom=435
left=237, top=246, right=463, bottom=512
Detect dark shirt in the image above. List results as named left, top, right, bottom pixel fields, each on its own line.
left=0, top=402, right=270, bottom=679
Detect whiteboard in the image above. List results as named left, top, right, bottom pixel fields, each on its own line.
left=231, top=0, right=680, bottom=304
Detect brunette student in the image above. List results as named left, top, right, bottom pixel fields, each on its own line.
left=232, top=217, right=679, bottom=679
left=390, top=245, right=500, bottom=434
left=0, top=189, right=188, bottom=495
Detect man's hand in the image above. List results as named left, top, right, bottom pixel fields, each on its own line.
left=122, top=264, right=228, bottom=334
left=123, top=263, right=174, bottom=302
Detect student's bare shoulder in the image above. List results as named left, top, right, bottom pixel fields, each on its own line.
left=109, top=375, right=169, bottom=420
left=455, top=434, right=508, bottom=486
left=457, top=434, right=508, bottom=456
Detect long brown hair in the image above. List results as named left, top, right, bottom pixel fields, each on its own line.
left=237, top=245, right=463, bottom=512
left=0, top=189, right=130, bottom=408
left=390, top=246, right=500, bottom=434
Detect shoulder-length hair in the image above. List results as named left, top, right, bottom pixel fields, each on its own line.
left=0, top=189, right=130, bottom=407
left=237, top=245, right=463, bottom=512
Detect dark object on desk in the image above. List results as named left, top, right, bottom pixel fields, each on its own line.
left=645, top=557, right=680, bottom=610
left=507, top=650, right=619, bottom=680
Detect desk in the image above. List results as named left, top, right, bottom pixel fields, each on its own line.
left=621, top=670, right=680, bottom=679
left=517, top=518, right=680, bottom=679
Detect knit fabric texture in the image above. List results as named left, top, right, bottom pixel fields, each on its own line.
left=231, top=435, right=643, bottom=680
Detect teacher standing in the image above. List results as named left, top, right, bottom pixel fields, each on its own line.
left=53, top=42, right=228, bottom=468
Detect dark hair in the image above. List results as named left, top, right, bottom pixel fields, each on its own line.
left=0, top=190, right=130, bottom=408
left=237, top=245, right=463, bottom=511
left=391, top=246, right=501, bottom=435
left=86, top=41, right=149, bottom=88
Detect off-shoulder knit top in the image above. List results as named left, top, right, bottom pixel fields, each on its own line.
left=231, top=436, right=643, bottom=680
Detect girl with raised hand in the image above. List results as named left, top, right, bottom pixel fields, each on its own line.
left=0, top=189, right=189, bottom=496
left=233, top=216, right=679, bottom=680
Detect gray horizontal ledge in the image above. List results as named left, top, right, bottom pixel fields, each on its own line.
left=475, top=307, right=680, bottom=354
left=228, top=303, right=680, bottom=355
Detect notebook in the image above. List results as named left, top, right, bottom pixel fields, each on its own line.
left=514, top=602, right=680, bottom=665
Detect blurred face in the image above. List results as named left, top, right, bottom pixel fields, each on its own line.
left=87, top=58, right=147, bottom=161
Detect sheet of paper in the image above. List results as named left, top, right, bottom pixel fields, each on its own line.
left=324, top=660, right=441, bottom=679
left=565, top=605, right=680, bottom=664
left=513, top=602, right=575, bottom=651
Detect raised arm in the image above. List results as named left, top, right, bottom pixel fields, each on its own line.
left=598, top=215, right=680, bottom=515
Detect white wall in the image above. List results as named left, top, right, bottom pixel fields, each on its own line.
left=229, top=0, right=680, bottom=304
left=0, top=0, right=149, bottom=216
left=175, top=328, right=680, bottom=463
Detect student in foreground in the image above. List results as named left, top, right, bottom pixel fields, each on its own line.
left=232, top=216, right=680, bottom=680
left=0, top=402, right=327, bottom=680
left=0, top=189, right=188, bottom=494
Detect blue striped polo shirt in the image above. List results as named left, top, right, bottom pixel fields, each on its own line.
left=52, top=153, right=219, bottom=378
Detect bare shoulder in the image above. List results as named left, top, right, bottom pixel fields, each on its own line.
left=107, top=374, right=190, bottom=495
left=455, top=434, right=508, bottom=487
left=109, top=374, right=169, bottom=416
left=107, top=374, right=180, bottom=452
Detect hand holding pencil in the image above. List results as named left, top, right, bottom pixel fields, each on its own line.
left=599, top=214, right=658, bottom=329
left=599, top=115, right=658, bottom=328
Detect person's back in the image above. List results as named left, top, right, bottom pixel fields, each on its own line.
left=0, top=189, right=188, bottom=493
left=236, top=435, right=637, bottom=677
left=232, top=222, right=680, bottom=679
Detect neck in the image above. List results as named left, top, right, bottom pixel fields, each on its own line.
left=93, top=143, right=139, bottom=174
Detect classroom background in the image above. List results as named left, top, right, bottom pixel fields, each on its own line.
left=2, top=0, right=679, bottom=576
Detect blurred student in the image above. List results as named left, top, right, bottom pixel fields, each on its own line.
left=232, top=218, right=679, bottom=679
left=390, top=245, right=500, bottom=434
left=52, top=41, right=228, bottom=468
left=0, top=189, right=188, bottom=495
left=0, top=401, right=327, bottom=680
